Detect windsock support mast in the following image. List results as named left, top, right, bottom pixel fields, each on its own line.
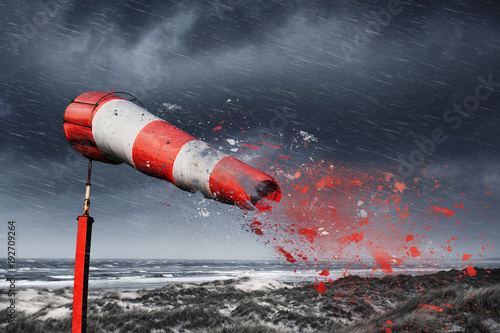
left=83, top=159, right=92, bottom=216
left=72, top=159, right=94, bottom=333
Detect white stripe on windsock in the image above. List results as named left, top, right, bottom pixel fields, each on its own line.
left=92, top=99, right=159, bottom=166
left=172, top=140, right=226, bottom=197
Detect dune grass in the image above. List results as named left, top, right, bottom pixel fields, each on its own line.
left=1, top=269, right=499, bottom=332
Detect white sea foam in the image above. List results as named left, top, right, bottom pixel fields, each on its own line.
left=49, top=275, right=74, bottom=279
left=234, top=278, right=293, bottom=292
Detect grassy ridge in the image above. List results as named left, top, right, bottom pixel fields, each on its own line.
left=1, top=268, right=499, bottom=332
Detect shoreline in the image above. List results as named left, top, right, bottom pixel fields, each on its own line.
left=3, top=257, right=500, bottom=291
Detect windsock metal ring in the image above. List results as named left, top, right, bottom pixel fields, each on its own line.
left=63, top=92, right=281, bottom=210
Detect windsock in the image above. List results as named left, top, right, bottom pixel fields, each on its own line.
left=63, top=92, right=281, bottom=210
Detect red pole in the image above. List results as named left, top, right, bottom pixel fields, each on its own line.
left=73, top=160, right=93, bottom=333
left=72, top=215, right=93, bottom=332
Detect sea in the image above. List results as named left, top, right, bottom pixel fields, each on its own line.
left=2, top=258, right=500, bottom=290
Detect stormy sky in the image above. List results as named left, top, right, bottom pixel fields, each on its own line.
left=0, top=0, right=499, bottom=260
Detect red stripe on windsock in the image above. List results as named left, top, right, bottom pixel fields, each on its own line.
left=63, top=93, right=125, bottom=164
left=63, top=123, right=95, bottom=147
left=131, top=120, right=197, bottom=183
left=64, top=102, right=95, bottom=128
left=72, top=145, right=122, bottom=165
left=209, top=156, right=281, bottom=210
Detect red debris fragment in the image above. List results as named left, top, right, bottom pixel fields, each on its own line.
left=428, top=206, right=455, bottom=216
left=421, top=304, right=443, bottom=312
left=316, top=282, right=326, bottom=294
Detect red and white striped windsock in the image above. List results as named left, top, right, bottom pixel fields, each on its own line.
left=63, top=92, right=281, bottom=210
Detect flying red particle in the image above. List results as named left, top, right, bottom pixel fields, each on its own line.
left=316, top=282, right=326, bottom=294
left=409, top=246, right=421, bottom=258
left=241, top=144, right=260, bottom=150
left=428, top=206, right=455, bottom=216
left=394, top=181, right=407, bottom=194
left=339, top=232, right=364, bottom=245
left=277, top=246, right=296, bottom=263
left=372, top=251, right=393, bottom=274
left=421, top=304, right=443, bottom=312
left=298, top=227, right=317, bottom=243
left=465, top=265, right=477, bottom=277
left=250, top=221, right=264, bottom=236
left=319, top=269, right=330, bottom=276
left=462, top=254, right=472, bottom=261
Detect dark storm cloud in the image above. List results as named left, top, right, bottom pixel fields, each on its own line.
left=1, top=0, right=499, bottom=178
left=1, top=0, right=499, bottom=258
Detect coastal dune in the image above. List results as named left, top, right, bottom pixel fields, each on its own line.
left=1, top=268, right=499, bottom=332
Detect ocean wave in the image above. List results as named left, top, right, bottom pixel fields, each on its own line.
left=48, top=275, right=74, bottom=280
